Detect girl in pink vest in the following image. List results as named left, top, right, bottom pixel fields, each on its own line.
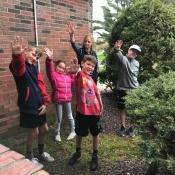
left=44, top=47, right=76, bottom=142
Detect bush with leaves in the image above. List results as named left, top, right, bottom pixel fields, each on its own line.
left=125, top=71, right=175, bottom=174
left=100, top=0, right=175, bottom=90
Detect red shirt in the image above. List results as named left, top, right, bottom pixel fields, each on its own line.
left=75, top=70, right=100, bottom=116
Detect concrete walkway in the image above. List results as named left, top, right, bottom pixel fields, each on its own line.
left=0, top=144, right=49, bottom=175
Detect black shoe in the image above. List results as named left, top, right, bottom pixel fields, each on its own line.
left=119, top=126, right=126, bottom=137
left=69, top=152, right=81, bottom=165
left=129, top=127, right=135, bottom=137
left=90, top=155, right=98, bottom=171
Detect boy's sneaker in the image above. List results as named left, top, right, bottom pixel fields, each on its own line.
left=119, top=126, right=126, bottom=137
left=69, top=152, right=82, bottom=165
left=38, top=152, right=54, bottom=162
left=67, top=132, right=76, bottom=140
left=90, top=155, right=98, bottom=171
left=55, top=134, right=61, bottom=142
left=129, top=127, right=135, bottom=137
left=29, top=157, right=39, bottom=164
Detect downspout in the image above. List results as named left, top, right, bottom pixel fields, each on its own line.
left=33, top=0, right=40, bottom=72
left=89, top=0, right=93, bottom=35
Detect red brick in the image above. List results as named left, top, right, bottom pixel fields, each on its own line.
left=0, top=124, right=12, bottom=131
left=0, top=144, right=10, bottom=154
left=4, top=102, right=17, bottom=109
left=7, top=117, right=19, bottom=124
left=1, top=158, right=43, bottom=175
left=33, top=170, right=50, bottom=175
left=2, top=2, right=12, bottom=8
left=0, top=150, right=24, bottom=168
left=9, top=106, right=19, bottom=111
left=0, top=0, right=93, bottom=135
left=0, top=129, right=8, bottom=134
left=0, top=108, right=9, bottom=115
left=0, top=116, right=11, bottom=123
left=0, top=144, right=48, bottom=174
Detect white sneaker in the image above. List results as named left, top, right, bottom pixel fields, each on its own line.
left=38, top=152, right=54, bottom=162
left=67, top=132, right=76, bottom=140
left=30, top=157, right=39, bottom=164
left=55, top=134, right=61, bottom=142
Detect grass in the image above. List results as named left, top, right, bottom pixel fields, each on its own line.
left=1, top=116, right=140, bottom=175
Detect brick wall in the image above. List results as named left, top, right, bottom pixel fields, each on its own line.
left=0, top=0, right=93, bottom=137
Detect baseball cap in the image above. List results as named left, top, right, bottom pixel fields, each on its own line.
left=129, top=44, right=141, bottom=53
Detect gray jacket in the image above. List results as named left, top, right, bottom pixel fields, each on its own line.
left=115, top=51, right=139, bottom=90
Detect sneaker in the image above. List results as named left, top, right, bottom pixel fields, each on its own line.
left=69, top=152, right=81, bottom=165
left=90, top=155, right=98, bottom=171
left=55, top=134, right=61, bottom=142
left=30, top=157, right=39, bottom=164
left=38, top=152, right=54, bottom=162
left=67, top=132, right=76, bottom=140
left=129, top=127, right=135, bottom=137
left=119, top=126, right=126, bottom=137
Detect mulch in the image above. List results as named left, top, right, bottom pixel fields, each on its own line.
left=96, top=87, right=148, bottom=175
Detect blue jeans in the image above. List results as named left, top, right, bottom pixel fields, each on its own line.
left=55, top=102, right=75, bottom=134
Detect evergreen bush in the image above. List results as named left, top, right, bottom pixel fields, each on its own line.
left=100, top=0, right=175, bottom=90
left=125, top=71, right=175, bottom=174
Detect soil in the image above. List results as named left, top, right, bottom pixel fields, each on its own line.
left=97, top=84, right=148, bottom=175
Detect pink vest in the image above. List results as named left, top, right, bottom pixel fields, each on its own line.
left=46, top=59, right=74, bottom=103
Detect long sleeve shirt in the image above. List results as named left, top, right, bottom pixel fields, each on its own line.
left=115, top=51, right=139, bottom=90
left=9, top=53, right=50, bottom=114
left=70, top=42, right=99, bottom=84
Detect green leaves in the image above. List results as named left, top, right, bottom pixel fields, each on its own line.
left=125, top=71, right=175, bottom=173
left=101, top=0, right=175, bottom=90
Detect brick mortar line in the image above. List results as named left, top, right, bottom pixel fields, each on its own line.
left=0, top=154, right=43, bottom=172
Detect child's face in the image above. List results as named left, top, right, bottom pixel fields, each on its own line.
left=55, top=62, right=66, bottom=74
left=25, top=49, right=40, bottom=65
left=81, top=60, right=95, bottom=75
left=83, top=37, right=92, bottom=50
left=127, top=49, right=138, bottom=59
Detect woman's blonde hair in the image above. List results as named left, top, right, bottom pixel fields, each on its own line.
left=82, top=35, right=95, bottom=51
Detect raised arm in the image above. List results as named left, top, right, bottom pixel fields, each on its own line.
left=10, top=36, right=26, bottom=76
left=67, top=22, right=76, bottom=43
left=114, top=40, right=123, bottom=51
left=113, top=40, right=124, bottom=62
left=44, top=47, right=54, bottom=80
left=67, top=22, right=83, bottom=63
left=70, top=57, right=80, bottom=74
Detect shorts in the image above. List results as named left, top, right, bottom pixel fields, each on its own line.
left=117, top=90, right=127, bottom=110
left=20, top=112, right=47, bottom=128
left=75, top=111, right=102, bottom=137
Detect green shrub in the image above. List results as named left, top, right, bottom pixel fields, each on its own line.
left=97, top=50, right=105, bottom=61
left=100, top=0, right=175, bottom=91
left=125, top=71, right=175, bottom=174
